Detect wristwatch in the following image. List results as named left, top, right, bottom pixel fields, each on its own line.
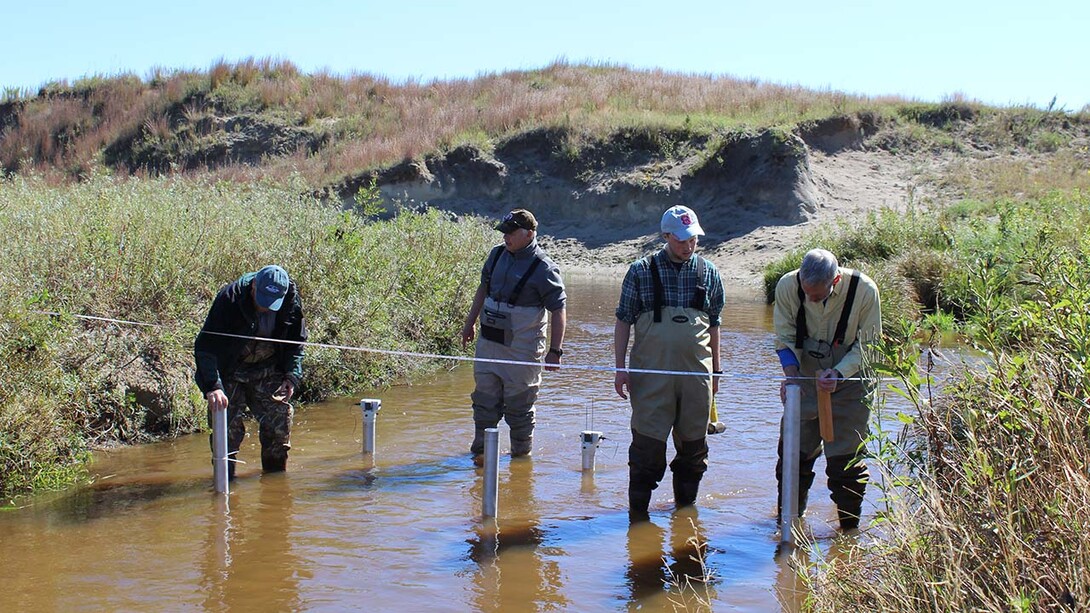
left=548, top=347, right=564, bottom=357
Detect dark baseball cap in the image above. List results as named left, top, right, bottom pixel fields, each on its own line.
left=254, top=265, right=289, bottom=311
left=496, top=209, right=538, bottom=233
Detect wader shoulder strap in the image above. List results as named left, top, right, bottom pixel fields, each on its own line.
left=484, top=247, right=504, bottom=295
left=832, top=271, right=861, bottom=347
left=649, top=256, right=664, bottom=323
left=690, top=256, right=708, bottom=311
left=795, top=277, right=807, bottom=349
left=650, top=255, right=707, bottom=322
left=507, top=256, right=543, bottom=307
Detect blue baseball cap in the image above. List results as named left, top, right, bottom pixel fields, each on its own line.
left=661, top=205, right=705, bottom=240
left=254, top=265, right=289, bottom=311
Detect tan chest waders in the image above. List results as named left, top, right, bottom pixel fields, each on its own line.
left=793, top=271, right=871, bottom=456
left=628, top=256, right=713, bottom=443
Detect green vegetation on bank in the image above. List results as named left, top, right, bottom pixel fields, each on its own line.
left=761, top=189, right=1090, bottom=610
left=0, top=173, right=493, bottom=502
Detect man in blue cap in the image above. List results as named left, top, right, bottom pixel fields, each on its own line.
left=614, top=206, right=725, bottom=522
left=195, top=265, right=308, bottom=476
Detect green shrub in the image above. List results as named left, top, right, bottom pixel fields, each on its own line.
left=0, top=173, right=493, bottom=499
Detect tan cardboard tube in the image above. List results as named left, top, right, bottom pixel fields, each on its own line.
left=818, top=390, right=834, bottom=442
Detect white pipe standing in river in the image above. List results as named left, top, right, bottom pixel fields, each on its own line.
left=581, top=431, right=602, bottom=472
left=780, top=384, right=801, bottom=545
left=212, top=407, right=229, bottom=494
left=360, top=399, right=381, bottom=455
left=482, top=428, right=499, bottom=518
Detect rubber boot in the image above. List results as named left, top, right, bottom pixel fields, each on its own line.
left=511, top=436, right=532, bottom=458
left=776, top=452, right=818, bottom=517
left=470, top=429, right=486, bottom=455
left=261, top=449, right=288, bottom=473
left=629, top=487, right=652, bottom=523
left=827, top=454, right=868, bottom=531
left=673, top=479, right=701, bottom=508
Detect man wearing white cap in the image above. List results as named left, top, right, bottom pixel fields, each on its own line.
left=614, top=206, right=725, bottom=522
left=195, top=264, right=308, bottom=476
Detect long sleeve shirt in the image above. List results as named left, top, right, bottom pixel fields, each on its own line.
left=772, top=267, right=881, bottom=378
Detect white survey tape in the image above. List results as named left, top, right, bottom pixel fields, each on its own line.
left=33, top=310, right=872, bottom=382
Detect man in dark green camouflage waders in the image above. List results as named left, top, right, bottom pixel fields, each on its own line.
left=462, top=209, right=567, bottom=459
left=614, top=206, right=725, bottom=523
left=195, top=264, right=308, bottom=477
left=772, top=248, right=882, bottom=531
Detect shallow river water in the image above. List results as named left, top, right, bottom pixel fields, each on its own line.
left=1, top=272, right=918, bottom=611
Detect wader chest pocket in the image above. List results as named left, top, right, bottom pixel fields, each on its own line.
left=481, top=309, right=512, bottom=345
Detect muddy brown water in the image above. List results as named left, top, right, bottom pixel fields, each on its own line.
left=1, top=273, right=928, bottom=611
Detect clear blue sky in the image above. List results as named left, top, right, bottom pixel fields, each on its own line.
left=5, top=0, right=1088, bottom=109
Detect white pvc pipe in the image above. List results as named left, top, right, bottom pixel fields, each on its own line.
left=482, top=428, right=499, bottom=518
left=212, top=408, right=229, bottom=495
left=360, top=399, right=381, bottom=455
left=780, top=384, right=801, bottom=545
left=581, top=430, right=602, bottom=472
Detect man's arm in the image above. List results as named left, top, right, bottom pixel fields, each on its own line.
left=461, top=282, right=487, bottom=349
left=544, top=307, right=566, bottom=371
left=613, top=318, right=632, bottom=399
left=832, top=277, right=882, bottom=379
left=709, top=325, right=721, bottom=394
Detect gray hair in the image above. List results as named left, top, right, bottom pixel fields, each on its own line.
left=798, top=248, right=839, bottom=285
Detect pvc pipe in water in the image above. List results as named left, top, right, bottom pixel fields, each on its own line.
left=482, top=428, right=499, bottom=518
left=212, top=408, right=229, bottom=495
left=780, top=384, right=801, bottom=545
left=581, top=431, right=602, bottom=472
left=360, top=399, right=381, bottom=455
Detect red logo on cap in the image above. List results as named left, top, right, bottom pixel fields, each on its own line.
left=681, top=214, right=692, bottom=226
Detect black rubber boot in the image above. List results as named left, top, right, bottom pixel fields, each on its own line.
left=827, top=454, right=868, bottom=531
left=776, top=450, right=818, bottom=517
left=510, top=435, right=533, bottom=458
left=673, top=479, right=701, bottom=508
left=261, top=449, right=288, bottom=473
left=629, top=488, right=653, bottom=523
left=470, top=429, right=486, bottom=455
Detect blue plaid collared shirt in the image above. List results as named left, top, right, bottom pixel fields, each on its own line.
left=615, top=249, right=725, bottom=326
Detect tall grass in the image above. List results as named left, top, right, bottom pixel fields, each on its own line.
left=764, top=191, right=1090, bottom=609
left=0, top=172, right=494, bottom=501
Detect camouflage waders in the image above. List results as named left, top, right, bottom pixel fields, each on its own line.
left=208, top=362, right=294, bottom=475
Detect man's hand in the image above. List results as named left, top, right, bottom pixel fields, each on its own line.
left=780, top=365, right=801, bottom=404
left=614, top=371, right=630, bottom=399
left=544, top=351, right=560, bottom=372
left=461, top=321, right=475, bottom=349
left=816, top=368, right=840, bottom=393
left=206, top=389, right=228, bottom=412
left=275, top=379, right=295, bottom=401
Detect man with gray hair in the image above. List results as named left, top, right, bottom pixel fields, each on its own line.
left=771, top=248, right=881, bottom=531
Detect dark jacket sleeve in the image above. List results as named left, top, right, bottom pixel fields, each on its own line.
left=278, top=284, right=307, bottom=386
left=194, top=287, right=231, bottom=395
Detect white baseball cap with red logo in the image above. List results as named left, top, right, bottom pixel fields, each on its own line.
left=660, top=205, right=705, bottom=240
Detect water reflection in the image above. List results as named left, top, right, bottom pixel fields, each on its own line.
left=467, top=458, right=568, bottom=612
left=200, top=477, right=307, bottom=612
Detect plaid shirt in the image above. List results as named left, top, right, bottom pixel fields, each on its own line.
left=615, top=249, right=725, bottom=326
